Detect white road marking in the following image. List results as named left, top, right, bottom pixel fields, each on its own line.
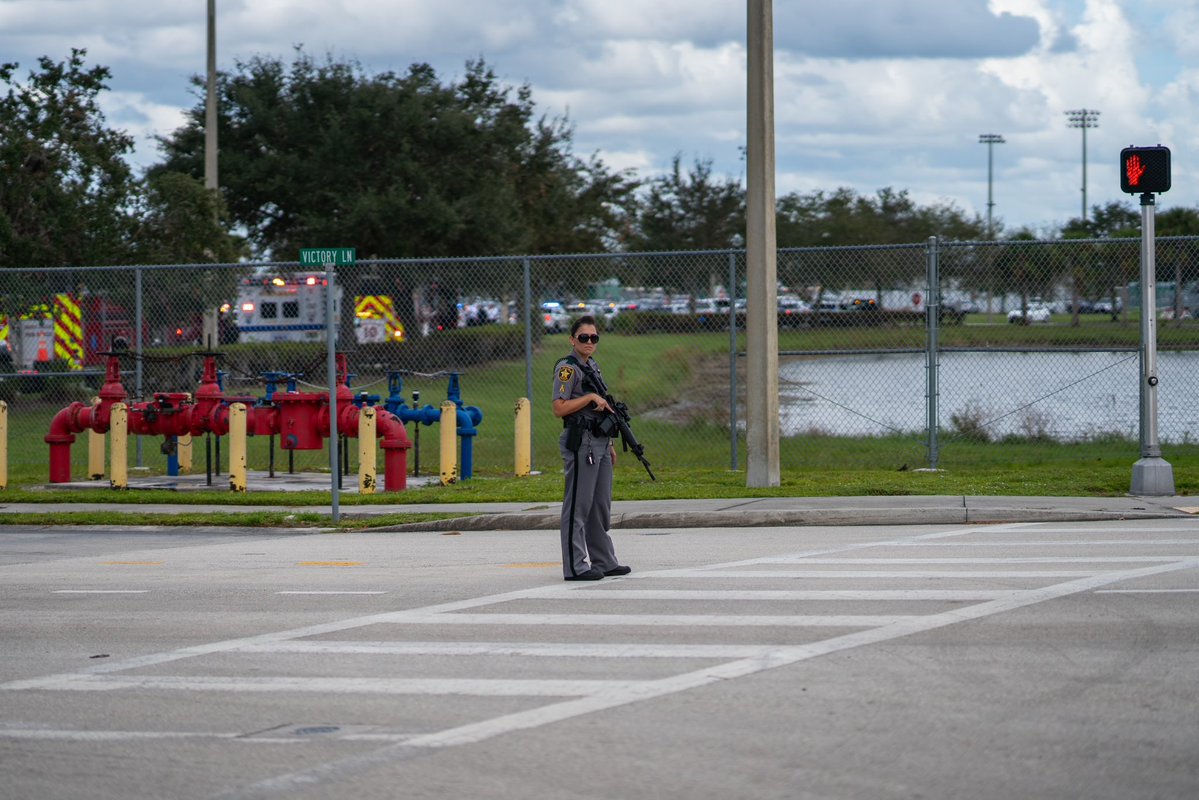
left=0, top=726, right=412, bottom=744
left=1094, top=588, right=1199, bottom=594
left=396, top=558, right=1199, bottom=751
left=40, top=674, right=637, bottom=697
left=10, top=519, right=1196, bottom=800
left=233, top=641, right=780, bottom=659
left=526, top=588, right=1019, bottom=601
left=645, top=569, right=1103, bottom=578
left=274, top=587, right=386, bottom=594
left=51, top=590, right=150, bottom=594
left=395, top=612, right=919, bottom=627
left=893, top=539, right=1199, bottom=547
left=761, top=556, right=1187, bottom=564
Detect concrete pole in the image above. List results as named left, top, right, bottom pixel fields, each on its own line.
left=745, top=0, right=780, bottom=487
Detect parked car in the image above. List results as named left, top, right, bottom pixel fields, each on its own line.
left=541, top=302, right=571, bottom=333
left=1007, top=304, right=1052, bottom=324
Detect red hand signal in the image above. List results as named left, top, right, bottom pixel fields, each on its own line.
left=1126, top=154, right=1147, bottom=187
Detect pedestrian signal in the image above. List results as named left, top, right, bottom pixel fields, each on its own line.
left=1120, top=146, right=1170, bottom=194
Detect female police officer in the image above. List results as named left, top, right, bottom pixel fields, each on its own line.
left=552, top=316, right=631, bottom=581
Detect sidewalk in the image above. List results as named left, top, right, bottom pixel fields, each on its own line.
left=2, top=494, right=1195, bottom=530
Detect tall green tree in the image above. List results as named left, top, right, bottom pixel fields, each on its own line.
left=776, top=187, right=984, bottom=302
left=0, top=49, right=136, bottom=273
left=156, top=52, right=635, bottom=262
left=625, top=155, right=744, bottom=301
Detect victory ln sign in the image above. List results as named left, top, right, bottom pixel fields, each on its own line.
left=299, top=247, right=357, bottom=266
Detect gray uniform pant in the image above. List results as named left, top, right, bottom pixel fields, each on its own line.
left=559, top=430, right=617, bottom=578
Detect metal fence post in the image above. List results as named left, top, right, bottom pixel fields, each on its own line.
left=728, top=250, right=739, bottom=470
left=134, top=267, right=143, bottom=468
left=325, top=260, right=340, bottom=523
left=925, top=236, right=940, bottom=470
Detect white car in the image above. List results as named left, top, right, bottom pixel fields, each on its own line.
left=541, top=302, right=571, bottom=333
left=1007, top=304, right=1052, bottom=324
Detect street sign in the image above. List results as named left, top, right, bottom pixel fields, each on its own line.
left=299, top=247, right=356, bottom=267
left=1120, top=146, right=1170, bottom=194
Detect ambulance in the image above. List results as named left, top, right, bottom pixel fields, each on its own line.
left=228, top=274, right=404, bottom=345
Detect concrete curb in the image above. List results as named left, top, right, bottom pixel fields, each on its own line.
left=366, top=506, right=1188, bottom=532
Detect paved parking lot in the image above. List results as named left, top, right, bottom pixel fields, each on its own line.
left=2, top=520, right=1198, bottom=799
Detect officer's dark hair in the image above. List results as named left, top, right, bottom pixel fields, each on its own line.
left=571, top=315, right=597, bottom=336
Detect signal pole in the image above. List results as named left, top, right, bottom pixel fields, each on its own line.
left=978, top=134, right=1004, bottom=238
left=1065, top=109, right=1099, bottom=221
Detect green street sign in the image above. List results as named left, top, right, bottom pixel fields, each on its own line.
left=299, top=247, right=356, bottom=267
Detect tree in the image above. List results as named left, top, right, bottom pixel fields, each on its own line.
left=625, top=155, right=745, bottom=302
left=0, top=49, right=136, bottom=273
left=775, top=187, right=985, bottom=303
left=156, top=52, right=635, bottom=262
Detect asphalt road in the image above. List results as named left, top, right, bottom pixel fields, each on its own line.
left=2, top=520, right=1198, bottom=800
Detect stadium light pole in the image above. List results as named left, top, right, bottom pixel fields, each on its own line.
left=978, top=134, right=1004, bottom=238
left=1065, top=108, right=1099, bottom=221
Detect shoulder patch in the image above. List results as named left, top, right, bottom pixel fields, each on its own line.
left=557, top=366, right=575, bottom=382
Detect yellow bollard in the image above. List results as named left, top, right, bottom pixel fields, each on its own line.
left=87, top=397, right=105, bottom=480
left=514, top=397, right=531, bottom=477
left=228, top=403, right=247, bottom=492
left=177, top=433, right=193, bottom=474
left=440, top=400, right=458, bottom=485
left=0, top=400, right=7, bottom=490
left=109, top=403, right=128, bottom=490
left=358, top=406, right=377, bottom=494
left=178, top=393, right=193, bottom=474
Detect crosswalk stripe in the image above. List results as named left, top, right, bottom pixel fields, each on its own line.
left=640, top=569, right=1102, bottom=578
left=232, top=641, right=783, bottom=658
left=523, top=588, right=1020, bottom=601
left=391, top=613, right=921, bottom=627
left=761, top=556, right=1188, bottom=564
left=40, top=674, right=638, bottom=697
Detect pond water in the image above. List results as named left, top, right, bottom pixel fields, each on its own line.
left=778, top=350, right=1199, bottom=442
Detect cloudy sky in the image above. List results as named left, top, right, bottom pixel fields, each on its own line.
left=2, top=0, right=1194, bottom=236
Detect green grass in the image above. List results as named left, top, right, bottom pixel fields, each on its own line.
left=2, top=324, right=1196, bottom=528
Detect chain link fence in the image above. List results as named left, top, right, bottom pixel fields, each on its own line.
left=2, top=236, right=1197, bottom=488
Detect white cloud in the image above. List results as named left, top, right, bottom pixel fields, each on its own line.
left=0, top=0, right=1192, bottom=232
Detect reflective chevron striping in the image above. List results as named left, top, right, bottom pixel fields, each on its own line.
left=53, top=293, right=83, bottom=369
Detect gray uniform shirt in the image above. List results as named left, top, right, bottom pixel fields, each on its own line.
left=552, top=355, right=608, bottom=430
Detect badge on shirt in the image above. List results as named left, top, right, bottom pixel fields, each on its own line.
left=557, top=366, right=574, bottom=382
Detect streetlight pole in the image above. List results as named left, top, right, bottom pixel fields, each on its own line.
left=1065, top=108, right=1099, bottom=221
left=978, top=133, right=1004, bottom=238
left=205, top=0, right=218, bottom=193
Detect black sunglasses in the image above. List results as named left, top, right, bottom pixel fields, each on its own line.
left=574, top=333, right=600, bottom=344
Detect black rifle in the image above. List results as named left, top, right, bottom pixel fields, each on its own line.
left=576, top=358, right=656, bottom=481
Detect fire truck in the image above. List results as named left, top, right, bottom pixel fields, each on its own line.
left=0, top=294, right=136, bottom=371
left=227, top=274, right=405, bottom=345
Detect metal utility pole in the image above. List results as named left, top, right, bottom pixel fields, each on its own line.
left=745, top=0, right=779, bottom=487
left=978, top=134, right=1004, bottom=238
left=205, top=0, right=218, bottom=192
left=1065, top=109, right=1099, bottom=221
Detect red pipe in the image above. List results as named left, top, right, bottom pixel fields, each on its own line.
left=45, top=354, right=128, bottom=482
left=46, top=352, right=412, bottom=491
left=377, top=410, right=410, bottom=491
